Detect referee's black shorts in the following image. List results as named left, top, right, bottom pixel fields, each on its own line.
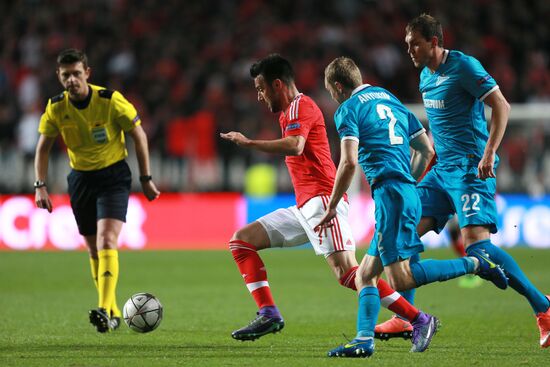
left=67, top=160, right=132, bottom=236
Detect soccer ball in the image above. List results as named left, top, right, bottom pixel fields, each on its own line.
left=123, top=292, right=163, bottom=333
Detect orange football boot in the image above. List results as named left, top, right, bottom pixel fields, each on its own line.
left=536, top=296, right=550, bottom=348
left=374, top=315, right=413, bottom=341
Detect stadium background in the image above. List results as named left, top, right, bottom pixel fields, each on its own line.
left=0, top=0, right=549, bottom=250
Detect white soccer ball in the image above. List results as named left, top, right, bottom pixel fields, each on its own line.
left=123, top=292, right=163, bottom=333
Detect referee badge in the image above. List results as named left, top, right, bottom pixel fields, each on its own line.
left=92, top=123, right=108, bottom=144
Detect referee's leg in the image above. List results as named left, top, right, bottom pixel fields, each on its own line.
left=96, top=218, right=124, bottom=322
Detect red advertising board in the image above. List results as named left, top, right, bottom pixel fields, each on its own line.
left=0, top=193, right=245, bottom=251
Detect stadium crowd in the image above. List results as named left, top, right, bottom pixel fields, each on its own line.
left=0, top=0, right=549, bottom=195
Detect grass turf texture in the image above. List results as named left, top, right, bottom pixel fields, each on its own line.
left=1, top=248, right=549, bottom=366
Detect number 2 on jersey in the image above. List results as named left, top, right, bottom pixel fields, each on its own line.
left=376, top=104, right=403, bottom=145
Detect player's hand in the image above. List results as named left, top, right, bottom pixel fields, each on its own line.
left=220, top=131, right=250, bottom=146
left=314, top=208, right=337, bottom=236
left=35, top=187, right=53, bottom=213
left=477, top=151, right=496, bottom=180
left=142, top=180, right=160, bottom=201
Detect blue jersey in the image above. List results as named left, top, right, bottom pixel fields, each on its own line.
left=334, top=84, right=425, bottom=187
left=419, top=50, right=499, bottom=166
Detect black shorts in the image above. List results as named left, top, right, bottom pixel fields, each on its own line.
left=67, top=160, right=132, bottom=236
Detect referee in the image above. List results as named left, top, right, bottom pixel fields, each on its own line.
left=34, top=48, right=160, bottom=333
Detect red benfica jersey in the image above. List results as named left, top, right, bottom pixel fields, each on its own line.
left=279, top=93, right=338, bottom=207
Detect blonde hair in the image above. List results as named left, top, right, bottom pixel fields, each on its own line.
left=324, top=57, right=362, bottom=90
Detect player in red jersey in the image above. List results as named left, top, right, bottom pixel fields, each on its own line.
left=221, top=54, right=425, bottom=342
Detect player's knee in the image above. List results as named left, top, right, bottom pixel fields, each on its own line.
left=387, top=276, right=414, bottom=292
left=228, top=229, right=258, bottom=250
left=97, top=231, right=119, bottom=250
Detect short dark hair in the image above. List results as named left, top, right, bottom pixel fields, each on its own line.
left=406, top=14, right=444, bottom=47
left=56, top=48, right=88, bottom=68
left=250, top=54, right=295, bottom=86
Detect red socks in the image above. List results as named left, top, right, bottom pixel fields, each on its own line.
left=339, top=266, right=419, bottom=322
left=339, top=266, right=358, bottom=290
left=451, top=237, right=467, bottom=257
left=229, top=240, right=275, bottom=309
left=377, top=279, right=419, bottom=321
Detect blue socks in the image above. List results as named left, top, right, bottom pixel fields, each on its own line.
left=410, top=257, right=475, bottom=286
left=356, top=286, right=380, bottom=338
left=467, top=239, right=550, bottom=314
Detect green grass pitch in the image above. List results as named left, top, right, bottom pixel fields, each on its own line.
left=1, top=248, right=549, bottom=366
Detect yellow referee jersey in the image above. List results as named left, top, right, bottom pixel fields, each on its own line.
left=39, top=84, right=141, bottom=171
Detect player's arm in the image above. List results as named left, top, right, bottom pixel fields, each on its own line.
left=220, top=132, right=305, bottom=156
left=479, top=88, right=510, bottom=180
left=127, top=125, right=160, bottom=201
left=410, top=131, right=435, bottom=181
left=314, top=139, right=358, bottom=233
left=34, top=134, right=56, bottom=212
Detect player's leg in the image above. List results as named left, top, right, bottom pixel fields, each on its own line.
left=303, top=196, right=419, bottom=340
left=84, top=235, right=99, bottom=288
left=448, top=166, right=550, bottom=347
left=93, top=218, right=123, bottom=325
left=229, top=208, right=303, bottom=341
left=377, top=182, right=495, bottom=292
left=447, top=217, right=483, bottom=288
left=375, top=170, right=443, bottom=336
left=462, top=225, right=550, bottom=347
left=89, top=161, right=131, bottom=332
left=328, top=254, right=382, bottom=357
left=67, top=169, right=111, bottom=332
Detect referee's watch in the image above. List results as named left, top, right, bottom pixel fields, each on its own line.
left=33, top=180, right=47, bottom=189
left=139, top=175, right=153, bottom=182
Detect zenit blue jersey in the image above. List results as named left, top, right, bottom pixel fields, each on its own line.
left=419, top=50, right=499, bottom=166
left=334, top=84, right=425, bottom=187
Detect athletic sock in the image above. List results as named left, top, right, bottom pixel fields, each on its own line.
left=410, top=257, right=475, bottom=286
left=98, top=249, right=119, bottom=315
left=467, top=239, right=550, bottom=314
left=356, top=286, right=380, bottom=338
left=89, top=257, right=99, bottom=289
left=229, top=240, right=276, bottom=310
left=339, top=266, right=358, bottom=290
left=377, top=279, right=419, bottom=321
left=451, top=236, right=467, bottom=257
left=90, top=256, right=121, bottom=317
left=341, top=266, right=419, bottom=322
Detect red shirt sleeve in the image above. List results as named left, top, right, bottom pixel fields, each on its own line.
left=282, top=97, right=314, bottom=139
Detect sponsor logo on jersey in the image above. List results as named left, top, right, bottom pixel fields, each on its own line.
left=435, top=75, right=450, bottom=86
left=423, top=98, right=446, bottom=109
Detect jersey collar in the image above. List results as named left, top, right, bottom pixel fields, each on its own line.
left=441, top=49, right=449, bottom=64
left=351, top=84, right=371, bottom=96
left=69, top=85, right=92, bottom=110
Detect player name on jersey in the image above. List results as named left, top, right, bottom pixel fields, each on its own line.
left=357, top=92, right=391, bottom=103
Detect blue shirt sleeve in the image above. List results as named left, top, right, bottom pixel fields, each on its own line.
left=334, top=104, right=359, bottom=140
left=407, top=111, right=424, bottom=137
left=459, top=55, right=498, bottom=100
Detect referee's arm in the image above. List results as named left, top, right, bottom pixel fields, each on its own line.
left=127, top=125, right=160, bottom=201
left=34, top=134, right=56, bottom=212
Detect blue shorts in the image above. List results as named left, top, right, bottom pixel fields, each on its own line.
left=367, top=180, right=424, bottom=266
left=417, top=165, right=497, bottom=234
